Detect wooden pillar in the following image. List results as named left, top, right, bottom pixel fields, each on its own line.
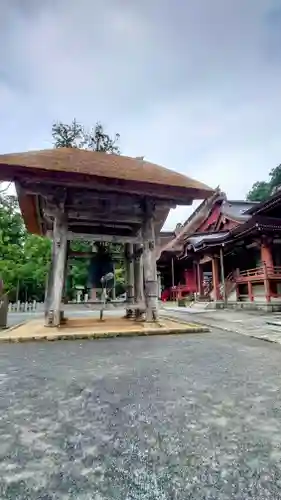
left=62, top=241, right=70, bottom=304
left=211, top=257, right=220, bottom=301
left=197, top=262, right=204, bottom=296
left=134, top=244, right=145, bottom=320
left=157, top=272, right=162, bottom=299
left=261, top=240, right=274, bottom=269
left=142, top=210, right=158, bottom=322
left=44, top=238, right=56, bottom=322
left=171, top=257, right=175, bottom=288
left=247, top=281, right=254, bottom=302
left=125, top=243, right=134, bottom=317
left=134, top=244, right=144, bottom=304
left=220, top=247, right=226, bottom=303
left=112, top=261, right=116, bottom=300
left=261, top=240, right=273, bottom=303
left=45, top=212, right=68, bottom=327
left=263, top=261, right=271, bottom=303
left=235, top=268, right=240, bottom=301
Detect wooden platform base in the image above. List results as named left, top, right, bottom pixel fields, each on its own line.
left=0, top=316, right=209, bottom=343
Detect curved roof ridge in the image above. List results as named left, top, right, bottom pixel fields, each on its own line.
left=221, top=199, right=257, bottom=222
left=0, top=148, right=213, bottom=195
left=159, top=188, right=224, bottom=255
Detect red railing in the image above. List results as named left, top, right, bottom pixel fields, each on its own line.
left=168, top=265, right=281, bottom=300
left=266, top=266, right=281, bottom=276
left=236, top=266, right=264, bottom=278
left=170, top=284, right=191, bottom=300
left=235, top=264, right=281, bottom=282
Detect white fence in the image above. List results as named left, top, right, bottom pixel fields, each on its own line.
left=8, top=297, right=90, bottom=313
left=7, top=292, right=115, bottom=313
left=8, top=301, right=44, bottom=313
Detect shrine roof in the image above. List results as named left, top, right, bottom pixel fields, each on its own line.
left=183, top=215, right=281, bottom=254
left=186, top=231, right=229, bottom=250
left=158, top=189, right=224, bottom=255
left=221, top=200, right=257, bottom=221
left=0, top=148, right=213, bottom=198
left=226, top=215, right=281, bottom=241
left=157, top=194, right=258, bottom=260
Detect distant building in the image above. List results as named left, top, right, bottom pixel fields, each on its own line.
left=157, top=189, right=281, bottom=311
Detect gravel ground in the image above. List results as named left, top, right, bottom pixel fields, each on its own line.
left=1, top=331, right=281, bottom=499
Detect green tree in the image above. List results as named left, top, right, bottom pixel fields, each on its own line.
left=269, top=164, right=281, bottom=193
left=86, top=122, right=120, bottom=153
left=52, top=119, right=120, bottom=153
left=20, top=234, right=51, bottom=301
left=246, top=181, right=271, bottom=202
left=247, top=164, right=281, bottom=202
left=51, top=118, right=84, bottom=148
left=0, top=193, right=52, bottom=301
left=0, top=194, right=25, bottom=296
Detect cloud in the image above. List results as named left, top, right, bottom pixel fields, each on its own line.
left=1, top=0, right=281, bottom=229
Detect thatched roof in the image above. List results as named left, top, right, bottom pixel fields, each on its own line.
left=0, top=148, right=213, bottom=198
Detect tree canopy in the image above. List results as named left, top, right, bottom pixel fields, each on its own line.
left=0, top=192, right=51, bottom=301
left=247, top=164, right=281, bottom=202
left=52, top=119, right=120, bottom=153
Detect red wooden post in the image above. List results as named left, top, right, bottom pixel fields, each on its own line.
left=263, top=261, right=271, bottom=302
left=211, top=257, right=220, bottom=300
left=260, top=240, right=274, bottom=269
left=197, top=263, right=204, bottom=296
left=247, top=281, right=254, bottom=302
left=260, top=240, right=273, bottom=302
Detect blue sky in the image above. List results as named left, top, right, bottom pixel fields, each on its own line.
left=1, top=0, right=281, bottom=229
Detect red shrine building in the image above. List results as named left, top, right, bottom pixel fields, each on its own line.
left=157, top=188, right=281, bottom=311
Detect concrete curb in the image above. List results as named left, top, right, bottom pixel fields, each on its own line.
left=160, top=314, right=210, bottom=332
left=0, top=325, right=209, bottom=343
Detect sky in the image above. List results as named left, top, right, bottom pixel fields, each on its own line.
left=1, top=0, right=281, bottom=230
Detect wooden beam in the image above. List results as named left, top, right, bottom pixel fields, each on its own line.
left=65, top=211, right=143, bottom=224
left=21, top=182, right=157, bottom=211
left=67, top=220, right=133, bottom=230
left=57, top=231, right=143, bottom=243
left=17, top=176, right=188, bottom=204
left=20, top=181, right=142, bottom=205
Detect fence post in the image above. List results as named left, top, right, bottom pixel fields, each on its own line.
left=0, top=295, right=8, bottom=328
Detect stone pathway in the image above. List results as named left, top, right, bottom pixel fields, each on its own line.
left=2, top=331, right=281, bottom=498
left=161, top=305, right=281, bottom=344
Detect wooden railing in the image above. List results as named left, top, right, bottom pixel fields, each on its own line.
left=170, top=284, right=191, bottom=300
left=266, top=266, right=281, bottom=276
left=169, top=265, right=281, bottom=301
left=236, top=266, right=265, bottom=278
left=236, top=264, right=281, bottom=281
